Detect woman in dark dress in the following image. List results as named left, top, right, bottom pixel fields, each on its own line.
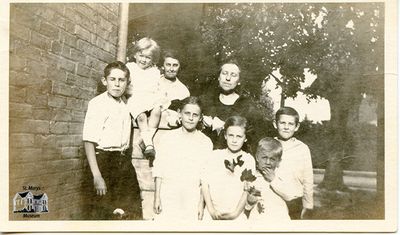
left=200, top=60, right=269, bottom=154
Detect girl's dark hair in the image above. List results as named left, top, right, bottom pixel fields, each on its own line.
left=179, top=96, right=204, bottom=130
left=223, top=115, right=249, bottom=133
left=179, top=96, right=203, bottom=114
left=104, top=61, right=130, bottom=79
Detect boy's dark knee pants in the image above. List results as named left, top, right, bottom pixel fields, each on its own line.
left=286, top=197, right=303, bottom=220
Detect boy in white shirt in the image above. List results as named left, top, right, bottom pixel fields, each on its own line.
left=271, top=107, right=314, bottom=219
left=83, top=61, right=142, bottom=220
left=244, top=137, right=291, bottom=221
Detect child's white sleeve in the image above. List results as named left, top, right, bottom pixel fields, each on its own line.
left=302, top=146, right=314, bottom=209
left=82, top=100, right=101, bottom=143
left=270, top=174, right=298, bottom=202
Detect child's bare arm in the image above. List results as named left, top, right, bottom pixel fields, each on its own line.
left=220, top=191, right=248, bottom=220
left=154, top=177, right=162, bottom=214
left=198, top=189, right=205, bottom=220
left=84, top=141, right=106, bottom=196
left=201, top=181, right=221, bottom=220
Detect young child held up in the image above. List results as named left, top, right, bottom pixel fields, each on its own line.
left=125, top=37, right=162, bottom=166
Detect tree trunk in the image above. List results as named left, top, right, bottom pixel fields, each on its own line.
left=318, top=91, right=351, bottom=191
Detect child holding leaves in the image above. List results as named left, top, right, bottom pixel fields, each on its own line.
left=201, top=116, right=256, bottom=220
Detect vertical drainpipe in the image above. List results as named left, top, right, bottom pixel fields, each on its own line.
left=116, top=3, right=129, bottom=63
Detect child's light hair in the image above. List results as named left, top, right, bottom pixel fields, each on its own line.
left=132, top=37, right=160, bottom=64
left=256, top=137, right=283, bottom=160
left=275, top=106, right=300, bottom=124
left=224, top=115, right=248, bottom=134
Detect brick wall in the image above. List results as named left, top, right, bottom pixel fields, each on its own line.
left=9, top=3, right=120, bottom=219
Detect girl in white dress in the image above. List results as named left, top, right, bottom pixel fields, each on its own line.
left=152, top=96, right=213, bottom=221
left=126, top=37, right=161, bottom=165
left=201, top=115, right=256, bottom=220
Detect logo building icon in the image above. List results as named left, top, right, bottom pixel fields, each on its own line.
left=13, top=191, right=49, bottom=213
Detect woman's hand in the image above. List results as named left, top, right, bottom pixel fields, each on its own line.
left=93, top=176, right=107, bottom=196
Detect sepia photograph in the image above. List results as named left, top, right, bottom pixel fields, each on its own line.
left=0, top=0, right=397, bottom=232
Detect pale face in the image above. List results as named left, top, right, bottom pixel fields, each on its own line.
left=134, top=49, right=153, bottom=69
left=273, top=114, right=299, bottom=140
left=218, top=63, right=240, bottom=92
left=180, top=104, right=202, bottom=132
left=256, top=150, right=281, bottom=171
left=224, top=126, right=246, bottom=153
left=101, top=68, right=128, bottom=99
left=163, top=57, right=180, bottom=80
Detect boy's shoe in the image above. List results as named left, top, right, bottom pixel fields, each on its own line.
left=144, top=145, right=156, bottom=167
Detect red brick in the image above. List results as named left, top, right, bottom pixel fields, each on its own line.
left=66, top=73, right=83, bottom=86
left=107, top=10, right=119, bottom=25
left=71, top=88, right=94, bottom=100
left=86, top=4, right=109, bottom=22
left=9, top=86, right=27, bottom=103
left=30, top=30, right=51, bottom=51
left=74, top=25, right=91, bottom=42
left=61, top=147, right=79, bottom=159
left=9, top=102, right=33, bottom=118
left=26, top=60, right=48, bottom=79
left=52, top=81, right=72, bottom=96
left=69, top=123, right=83, bottom=134
left=66, top=97, right=83, bottom=111
left=34, top=134, right=57, bottom=147
left=9, top=147, right=42, bottom=164
left=56, top=135, right=76, bottom=147
left=42, top=52, right=61, bottom=68
left=60, top=31, right=78, bottom=48
left=39, top=79, right=53, bottom=94
left=10, top=133, right=35, bottom=147
left=26, top=92, right=48, bottom=107
left=10, top=23, right=31, bottom=44
left=50, top=121, right=69, bottom=134
left=32, top=107, right=52, bottom=120
left=77, top=39, right=93, bottom=56
left=48, top=95, right=67, bottom=108
left=69, top=48, right=86, bottom=64
left=15, top=43, right=43, bottom=61
left=76, top=64, right=91, bottom=78
left=52, top=109, right=72, bottom=121
left=50, top=41, right=62, bottom=55
left=47, top=66, right=67, bottom=82
left=75, top=4, right=98, bottom=22
left=72, top=110, right=85, bottom=122
left=10, top=118, right=50, bottom=134
left=42, top=147, right=61, bottom=160
left=57, top=58, right=76, bottom=74
left=10, top=5, right=41, bottom=31
left=10, top=55, right=26, bottom=71
left=71, top=134, right=84, bottom=147
left=9, top=72, right=42, bottom=87
left=39, top=21, right=60, bottom=39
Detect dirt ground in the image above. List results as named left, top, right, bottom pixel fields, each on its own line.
left=308, top=187, right=382, bottom=220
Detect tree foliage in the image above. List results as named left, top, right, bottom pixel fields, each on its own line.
left=198, top=3, right=383, bottom=102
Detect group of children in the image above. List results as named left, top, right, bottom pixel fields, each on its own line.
left=82, top=37, right=313, bottom=221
